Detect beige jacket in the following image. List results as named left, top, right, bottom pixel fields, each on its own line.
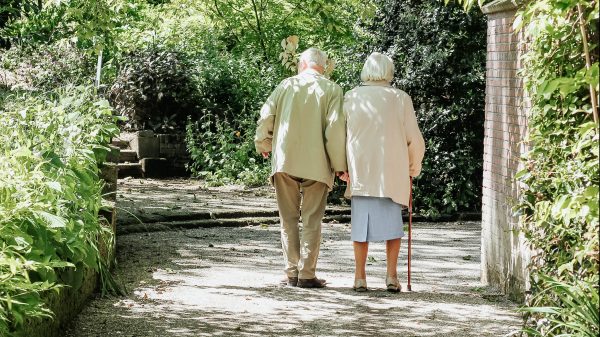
left=343, top=81, right=425, bottom=206
left=254, top=69, right=347, bottom=188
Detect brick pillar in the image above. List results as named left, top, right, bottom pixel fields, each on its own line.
left=481, top=0, right=530, bottom=301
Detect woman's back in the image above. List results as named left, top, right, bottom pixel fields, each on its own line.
left=344, top=83, right=424, bottom=207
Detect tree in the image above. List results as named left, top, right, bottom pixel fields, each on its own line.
left=0, top=0, right=133, bottom=54
left=366, top=0, right=487, bottom=215
left=0, top=0, right=44, bottom=48
left=202, top=0, right=373, bottom=65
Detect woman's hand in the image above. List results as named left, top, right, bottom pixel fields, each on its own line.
left=336, top=171, right=350, bottom=182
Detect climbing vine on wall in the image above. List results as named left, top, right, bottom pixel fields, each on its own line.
left=513, top=0, right=599, bottom=335
left=453, top=0, right=599, bottom=334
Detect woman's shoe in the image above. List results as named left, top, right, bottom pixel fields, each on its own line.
left=386, top=275, right=401, bottom=293
left=353, top=279, right=368, bottom=292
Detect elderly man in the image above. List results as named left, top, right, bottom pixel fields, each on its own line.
left=255, top=47, right=347, bottom=288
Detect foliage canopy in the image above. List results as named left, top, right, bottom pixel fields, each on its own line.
left=366, top=0, right=487, bottom=215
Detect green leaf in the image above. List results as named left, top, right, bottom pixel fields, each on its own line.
left=518, top=306, right=560, bottom=315
left=551, top=195, right=570, bottom=217
left=514, top=168, right=531, bottom=180
left=557, top=261, right=574, bottom=275
left=11, top=147, right=33, bottom=158
left=46, top=181, right=62, bottom=192
left=48, top=261, right=75, bottom=269
left=539, top=79, right=559, bottom=97
left=583, top=186, right=598, bottom=199
left=33, top=211, right=67, bottom=228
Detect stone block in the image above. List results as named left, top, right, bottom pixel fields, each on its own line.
left=106, top=145, right=121, bottom=163
left=119, top=149, right=138, bottom=163
left=111, top=139, right=130, bottom=150
left=99, top=163, right=118, bottom=201
left=130, top=133, right=159, bottom=159
left=136, top=130, right=154, bottom=138
left=141, top=158, right=169, bottom=178
left=117, top=163, right=143, bottom=178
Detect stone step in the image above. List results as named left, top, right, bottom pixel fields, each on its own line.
left=111, top=139, right=130, bottom=149
left=119, top=149, right=138, bottom=163
left=117, top=214, right=353, bottom=235
left=117, top=163, right=143, bottom=178
left=106, top=145, right=121, bottom=163
left=122, top=209, right=350, bottom=224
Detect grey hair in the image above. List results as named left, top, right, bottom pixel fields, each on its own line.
left=360, top=52, right=394, bottom=82
left=298, top=47, right=328, bottom=70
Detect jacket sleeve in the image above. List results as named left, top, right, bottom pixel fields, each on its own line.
left=254, top=85, right=281, bottom=154
left=324, top=85, right=347, bottom=172
left=404, top=94, right=425, bottom=177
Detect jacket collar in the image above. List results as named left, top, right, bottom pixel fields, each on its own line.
left=362, top=80, right=391, bottom=87
left=300, top=68, right=323, bottom=77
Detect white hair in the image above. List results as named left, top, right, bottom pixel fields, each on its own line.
left=298, top=47, right=328, bottom=70
left=360, top=52, right=394, bottom=82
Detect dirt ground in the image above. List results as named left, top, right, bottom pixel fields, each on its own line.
left=64, top=179, right=522, bottom=337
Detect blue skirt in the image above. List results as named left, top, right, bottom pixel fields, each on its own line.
left=351, top=196, right=404, bottom=242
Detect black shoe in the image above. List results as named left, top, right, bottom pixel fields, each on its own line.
left=297, top=278, right=327, bottom=288
left=281, top=277, right=298, bottom=287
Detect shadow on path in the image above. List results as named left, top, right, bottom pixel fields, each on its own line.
left=65, top=220, right=521, bottom=337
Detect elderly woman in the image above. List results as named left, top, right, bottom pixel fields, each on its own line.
left=341, top=52, right=425, bottom=292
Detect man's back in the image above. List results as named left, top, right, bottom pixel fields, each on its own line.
left=254, top=47, right=347, bottom=288
left=255, top=69, right=346, bottom=187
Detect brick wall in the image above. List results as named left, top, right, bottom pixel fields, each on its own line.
left=481, top=0, right=530, bottom=301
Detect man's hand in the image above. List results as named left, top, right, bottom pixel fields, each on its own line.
left=336, top=171, right=349, bottom=182
left=262, top=152, right=270, bottom=159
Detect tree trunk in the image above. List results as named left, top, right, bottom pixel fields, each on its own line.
left=250, top=0, right=269, bottom=62
left=577, top=3, right=599, bottom=126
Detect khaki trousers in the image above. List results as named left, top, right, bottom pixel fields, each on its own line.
left=273, top=172, right=328, bottom=279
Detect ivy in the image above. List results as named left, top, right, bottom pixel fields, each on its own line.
left=514, top=0, right=599, bottom=334
left=450, top=0, right=599, bottom=332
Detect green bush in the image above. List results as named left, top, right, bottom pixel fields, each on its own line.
left=108, top=46, right=201, bottom=132
left=185, top=53, right=279, bottom=186
left=365, top=0, right=487, bottom=216
left=186, top=115, right=271, bottom=187
left=112, top=2, right=282, bottom=182
left=0, top=39, right=95, bottom=90
left=0, top=86, right=122, bottom=334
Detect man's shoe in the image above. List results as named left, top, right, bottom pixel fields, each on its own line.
left=297, top=277, right=327, bottom=288
left=281, top=277, right=298, bottom=287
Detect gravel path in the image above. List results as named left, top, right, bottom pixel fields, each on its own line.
left=64, top=179, right=522, bottom=336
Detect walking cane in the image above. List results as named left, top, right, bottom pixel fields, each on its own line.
left=407, top=177, right=413, bottom=292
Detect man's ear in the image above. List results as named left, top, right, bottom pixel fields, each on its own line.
left=297, top=60, right=307, bottom=73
